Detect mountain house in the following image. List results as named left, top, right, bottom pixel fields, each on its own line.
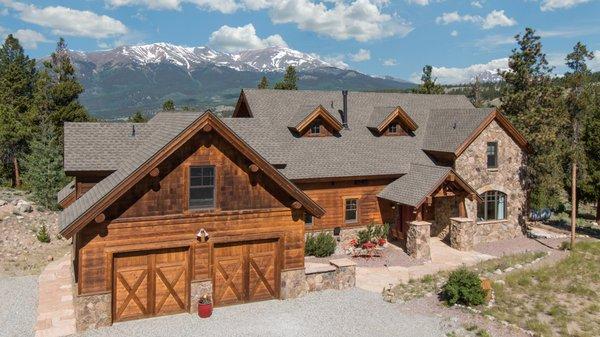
left=57, top=89, right=529, bottom=329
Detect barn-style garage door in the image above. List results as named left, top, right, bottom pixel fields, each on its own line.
left=113, top=247, right=189, bottom=322
left=213, top=239, right=280, bottom=306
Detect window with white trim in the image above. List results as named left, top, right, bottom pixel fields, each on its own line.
left=345, top=198, right=357, bottom=223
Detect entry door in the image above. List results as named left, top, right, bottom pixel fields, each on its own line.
left=212, top=239, right=279, bottom=306
left=113, top=247, right=189, bottom=322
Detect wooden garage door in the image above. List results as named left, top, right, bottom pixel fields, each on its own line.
left=213, top=239, right=279, bottom=306
left=113, top=247, right=189, bottom=322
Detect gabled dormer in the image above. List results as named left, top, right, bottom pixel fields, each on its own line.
left=367, top=106, right=418, bottom=136
left=288, top=105, right=343, bottom=137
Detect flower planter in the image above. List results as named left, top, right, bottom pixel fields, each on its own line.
left=378, top=238, right=387, bottom=246
left=198, top=301, right=213, bottom=318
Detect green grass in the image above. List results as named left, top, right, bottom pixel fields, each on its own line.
left=488, top=240, right=600, bottom=337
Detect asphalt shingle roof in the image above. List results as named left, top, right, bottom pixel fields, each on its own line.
left=377, top=164, right=450, bottom=207
left=366, top=106, right=396, bottom=129
left=57, top=180, right=75, bottom=204
left=422, top=108, right=494, bottom=154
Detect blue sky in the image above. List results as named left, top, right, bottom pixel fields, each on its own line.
left=1, top=0, right=599, bottom=83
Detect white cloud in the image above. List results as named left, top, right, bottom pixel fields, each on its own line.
left=436, top=9, right=516, bottom=30
left=208, top=23, right=287, bottom=52
left=350, top=48, right=370, bottom=62
left=406, top=0, right=429, bottom=5
left=106, top=0, right=413, bottom=42
left=12, top=29, right=50, bottom=49
left=106, top=0, right=240, bottom=13
left=471, top=1, right=483, bottom=8
left=1, top=0, right=128, bottom=38
left=481, top=10, right=516, bottom=29
left=450, top=30, right=458, bottom=37
left=383, top=58, right=397, bottom=66
left=265, top=0, right=413, bottom=42
left=435, top=11, right=480, bottom=25
left=411, top=58, right=509, bottom=84
left=540, top=0, right=592, bottom=11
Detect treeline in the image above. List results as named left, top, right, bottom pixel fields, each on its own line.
left=0, top=35, right=91, bottom=209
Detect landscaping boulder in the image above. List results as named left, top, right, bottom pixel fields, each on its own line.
left=16, top=200, right=33, bottom=213
left=0, top=199, right=6, bottom=207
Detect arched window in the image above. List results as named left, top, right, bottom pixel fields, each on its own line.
left=477, top=191, right=507, bottom=221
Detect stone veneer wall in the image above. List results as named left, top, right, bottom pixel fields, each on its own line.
left=454, top=119, right=527, bottom=245
left=74, top=292, right=111, bottom=332
left=430, top=196, right=460, bottom=241
left=281, top=259, right=356, bottom=300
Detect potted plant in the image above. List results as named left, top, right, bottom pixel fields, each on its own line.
left=197, top=294, right=213, bottom=318
left=377, top=238, right=387, bottom=246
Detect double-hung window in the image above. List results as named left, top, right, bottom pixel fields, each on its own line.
left=487, top=142, right=498, bottom=168
left=345, top=198, right=358, bottom=223
left=189, top=166, right=215, bottom=209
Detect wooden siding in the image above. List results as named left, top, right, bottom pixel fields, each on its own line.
left=74, top=131, right=304, bottom=296
left=75, top=173, right=109, bottom=199
left=297, top=178, right=395, bottom=231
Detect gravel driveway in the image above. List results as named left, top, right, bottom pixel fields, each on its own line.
left=80, top=289, right=445, bottom=337
left=0, top=276, right=38, bottom=337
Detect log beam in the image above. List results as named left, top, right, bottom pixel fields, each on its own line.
left=149, top=167, right=160, bottom=177
left=249, top=164, right=259, bottom=173
left=94, top=213, right=106, bottom=224
left=202, top=124, right=213, bottom=132
left=291, top=201, right=302, bottom=209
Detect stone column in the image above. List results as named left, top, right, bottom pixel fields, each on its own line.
left=329, top=258, right=356, bottom=290
left=450, top=217, right=476, bottom=251
left=406, top=221, right=431, bottom=260
left=280, top=269, right=308, bottom=299
left=74, top=293, right=112, bottom=332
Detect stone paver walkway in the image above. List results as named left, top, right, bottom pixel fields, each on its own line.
left=35, top=253, right=76, bottom=337
left=355, top=238, right=494, bottom=292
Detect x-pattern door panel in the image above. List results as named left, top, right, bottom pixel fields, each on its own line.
left=213, top=239, right=279, bottom=306
left=113, top=247, right=189, bottom=322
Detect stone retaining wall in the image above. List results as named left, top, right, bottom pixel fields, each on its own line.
left=281, top=258, right=356, bottom=300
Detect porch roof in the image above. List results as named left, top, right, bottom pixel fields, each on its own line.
left=377, top=164, right=480, bottom=207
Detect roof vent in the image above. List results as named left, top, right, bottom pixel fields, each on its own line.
left=341, top=90, right=348, bottom=129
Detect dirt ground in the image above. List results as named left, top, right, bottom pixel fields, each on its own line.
left=0, top=188, right=71, bottom=277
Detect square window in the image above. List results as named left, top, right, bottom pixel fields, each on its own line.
left=487, top=142, right=498, bottom=168
left=310, top=122, right=321, bottom=134
left=189, top=166, right=215, bottom=209
left=345, top=198, right=357, bottom=223
left=304, top=213, right=313, bottom=225
left=389, top=123, right=398, bottom=133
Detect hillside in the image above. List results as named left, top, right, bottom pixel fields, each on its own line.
left=63, top=43, right=415, bottom=119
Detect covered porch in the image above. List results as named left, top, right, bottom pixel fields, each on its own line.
left=378, top=164, right=482, bottom=259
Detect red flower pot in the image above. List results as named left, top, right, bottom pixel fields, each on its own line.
left=198, top=302, right=213, bottom=318
left=362, top=242, right=375, bottom=249
left=378, top=238, right=387, bottom=246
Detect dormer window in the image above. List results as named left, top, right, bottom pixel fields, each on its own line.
left=388, top=123, right=398, bottom=134
left=310, top=121, right=321, bottom=135
left=368, top=106, right=418, bottom=137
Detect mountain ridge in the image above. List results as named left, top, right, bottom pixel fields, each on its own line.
left=61, top=43, right=415, bottom=119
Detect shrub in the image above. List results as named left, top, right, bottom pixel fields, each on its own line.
left=442, top=268, right=486, bottom=306
left=356, top=223, right=390, bottom=246
left=36, top=224, right=51, bottom=243
left=305, top=232, right=336, bottom=257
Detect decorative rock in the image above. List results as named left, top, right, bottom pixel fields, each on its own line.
left=494, top=279, right=505, bottom=285
left=0, top=200, right=6, bottom=206
left=493, top=269, right=502, bottom=275
left=514, top=264, right=523, bottom=269
left=47, top=255, right=54, bottom=261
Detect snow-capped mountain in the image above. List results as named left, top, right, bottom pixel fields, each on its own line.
left=71, top=43, right=335, bottom=72
left=472, top=69, right=506, bottom=83
left=61, top=42, right=414, bottom=119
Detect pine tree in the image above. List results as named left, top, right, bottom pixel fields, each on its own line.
left=162, top=99, right=175, bottom=111
left=22, top=122, right=68, bottom=210
left=128, top=110, right=149, bottom=123
left=468, top=76, right=484, bottom=107
left=563, top=42, right=594, bottom=243
left=0, top=34, right=36, bottom=187
left=274, top=66, right=298, bottom=90
left=499, top=28, right=570, bottom=209
left=413, top=65, right=444, bottom=94
left=581, top=86, right=600, bottom=222
left=257, top=76, right=269, bottom=89
left=34, top=38, right=90, bottom=146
